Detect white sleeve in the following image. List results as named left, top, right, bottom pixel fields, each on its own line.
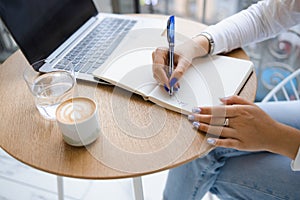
left=204, top=0, right=300, bottom=55
left=291, top=146, right=300, bottom=171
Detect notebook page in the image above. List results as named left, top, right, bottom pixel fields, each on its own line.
left=98, top=48, right=158, bottom=97
left=148, top=55, right=253, bottom=115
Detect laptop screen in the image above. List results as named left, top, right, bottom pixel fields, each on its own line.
left=0, top=0, right=98, bottom=64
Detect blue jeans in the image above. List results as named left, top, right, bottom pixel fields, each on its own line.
left=163, top=101, right=300, bottom=200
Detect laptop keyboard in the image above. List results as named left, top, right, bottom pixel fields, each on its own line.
left=55, top=17, right=137, bottom=74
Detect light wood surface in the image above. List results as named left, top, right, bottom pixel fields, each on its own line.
left=0, top=15, right=257, bottom=179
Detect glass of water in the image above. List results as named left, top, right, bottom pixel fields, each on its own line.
left=23, top=60, right=76, bottom=121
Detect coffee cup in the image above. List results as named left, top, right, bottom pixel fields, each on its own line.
left=56, top=97, right=100, bottom=146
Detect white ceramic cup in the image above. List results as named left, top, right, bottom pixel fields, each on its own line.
left=56, top=97, right=100, bottom=146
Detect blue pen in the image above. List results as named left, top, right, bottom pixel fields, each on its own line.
left=167, top=15, right=175, bottom=96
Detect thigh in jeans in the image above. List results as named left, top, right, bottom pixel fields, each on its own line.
left=211, top=152, right=300, bottom=199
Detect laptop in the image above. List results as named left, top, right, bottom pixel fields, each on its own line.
left=0, top=0, right=165, bottom=83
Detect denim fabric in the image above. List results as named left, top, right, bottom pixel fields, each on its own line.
left=163, top=100, right=300, bottom=200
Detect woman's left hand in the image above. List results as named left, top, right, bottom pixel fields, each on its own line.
left=190, top=95, right=281, bottom=152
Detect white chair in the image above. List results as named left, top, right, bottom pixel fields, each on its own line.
left=262, top=68, right=300, bottom=102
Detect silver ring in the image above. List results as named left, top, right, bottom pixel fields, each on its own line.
left=223, top=118, right=229, bottom=127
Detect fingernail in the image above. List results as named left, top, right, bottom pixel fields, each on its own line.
left=207, top=138, right=216, bottom=145
left=164, top=84, right=169, bottom=92
left=219, top=96, right=231, bottom=101
left=192, top=107, right=201, bottom=113
left=170, top=78, right=178, bottom=87
left=192, top=121, right=200, bottom=129
left=188, top=115, right=195, bottom=121
left=174, top=87, right=179, bottom=92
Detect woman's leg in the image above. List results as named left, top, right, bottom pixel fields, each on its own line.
left=163, top=148, right=252, bottom=200
left=163, top=100, right=300, bottom=200
left=211, top=151, right=300, bottom=199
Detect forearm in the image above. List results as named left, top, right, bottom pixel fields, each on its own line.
left=189, top=0, right=278, bottom=57
left=175, top=36, right=210, bottom=59
left=196, top=0, right=300, bottom=55
left=268, top=122, right=300, bottom=160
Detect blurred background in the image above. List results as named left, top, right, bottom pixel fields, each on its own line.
left=1, top=0, right=300, bottom=101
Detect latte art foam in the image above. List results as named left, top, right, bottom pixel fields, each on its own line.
left=56, top=97, right=96, bottom=124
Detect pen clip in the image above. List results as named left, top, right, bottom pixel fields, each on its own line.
left=167, top=16, right=175, bottom=44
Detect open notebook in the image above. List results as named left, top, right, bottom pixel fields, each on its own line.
left=93, top=47, right=254, bottom=115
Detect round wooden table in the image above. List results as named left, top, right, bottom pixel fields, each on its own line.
left=0, top=14, right=256, bottom=181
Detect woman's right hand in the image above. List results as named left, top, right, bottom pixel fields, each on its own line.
left=151, top=35, right=210, bottom=92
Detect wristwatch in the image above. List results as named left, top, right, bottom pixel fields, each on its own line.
left=198, top=32, right=215, bottom=55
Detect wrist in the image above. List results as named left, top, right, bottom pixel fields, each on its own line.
left=175, top=32, right=214, bottom=62
left=267, top=122, right=300, bottom=160
left=175, top=38, right=203, bottom=62
left=192, top=32, right=214, bottom=56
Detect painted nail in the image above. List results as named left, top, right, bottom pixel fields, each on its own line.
left=188, top=115, right=195, bottom=121
left=164, top=84, right=169, bottom=92
left=192, top=121, right=200, bottom=129
left=192, top=107, right=201, bottom=114
left=219, top=96, right=231, bottom=101
left=174, top=87, right=179, bottom=92
left=170, top=78, right=178, bottom=87
left=207, top=138, right=216, bottom=145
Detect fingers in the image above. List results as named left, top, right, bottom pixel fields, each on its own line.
left=167, top=55, right=190, bottom=90
left=199, top=105, right=237, bottom=117
left=169, top=55, right=190, bottom=84
left=188, top=96, right=255, bottom=150
left=220, top=95, right=253, bottom=106
left=191, top=95, right=256, bottom=119
left=152, top=47, right=191, bottom=92
left=153, top=66, right=169, bottom=87
left=206, top=137, right=241, bottom=149
left=189, top=114, right=231, bottom=126
left=192, top=121, right=241, bottom=149
left=194, top=122, right=232, bottom=138
left=152, top=48, right=169, bottom=85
